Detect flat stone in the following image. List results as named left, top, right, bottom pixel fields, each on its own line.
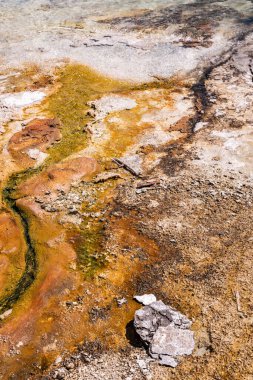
left=150, top=325, right=195, bottom=357
left=159, top=355, right=178, bottom=367
left=1, top=91, right=45, bottom=108
left=88, top=95, right=136, bottom=120
left=120, top=154, right=142, bottom=176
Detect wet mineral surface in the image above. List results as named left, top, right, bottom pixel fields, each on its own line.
left=0, top=1, right=253, bottom=379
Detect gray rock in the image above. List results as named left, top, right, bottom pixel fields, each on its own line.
left=134, top=299, right=194, bottom=367
left=150, top=325, right=195, bottom=357
left=120, top=154, right=142, bottom=176
left=158, top=355, right=178, bottom=367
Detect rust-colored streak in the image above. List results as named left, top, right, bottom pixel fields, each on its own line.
left=0, top=212, right=26, bottom=299
left=8, top=118, right=61, bottom=168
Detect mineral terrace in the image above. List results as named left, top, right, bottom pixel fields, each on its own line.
left=0, top=1, right=253, bottom=379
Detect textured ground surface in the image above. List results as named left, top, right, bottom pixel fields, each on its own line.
left=0, top=1, right=253, bottom=379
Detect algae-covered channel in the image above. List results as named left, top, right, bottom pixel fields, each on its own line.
left=0, top=170, right=39, bottom=314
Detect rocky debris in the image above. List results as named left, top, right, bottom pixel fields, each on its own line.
left=33, top=176, right=111, bottom=226
left=136, top=357, right=153, bottom=379
left=52, top=367, right=68, bottom=379
left=50, top=347, right=153, bottom=380
left=134, top=297, right=194, bottom=367
left=62, top=296, right=84, bottom=309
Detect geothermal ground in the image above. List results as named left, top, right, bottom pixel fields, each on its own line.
left=0, top=1, right=253, bottom=379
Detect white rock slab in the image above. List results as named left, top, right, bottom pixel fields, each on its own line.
left=134, top=294, right=157, bottom=306
left=89, top=95, right=136, bottom=120
left=1, top=91, right=45, bottom=108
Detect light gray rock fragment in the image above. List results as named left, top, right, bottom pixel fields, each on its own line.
left=134, top=298, right=194, bottom=367
left=151, top=326, right=195, bottom=357
left=120, top=154, right=142, bottom=176
left=158, top=355, right=178, bottom=367
left=134, top=294, right=157, bottom=305
left=88, top=95, right=136, bottom=120
left=0, top=91, right=45, bottom=108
